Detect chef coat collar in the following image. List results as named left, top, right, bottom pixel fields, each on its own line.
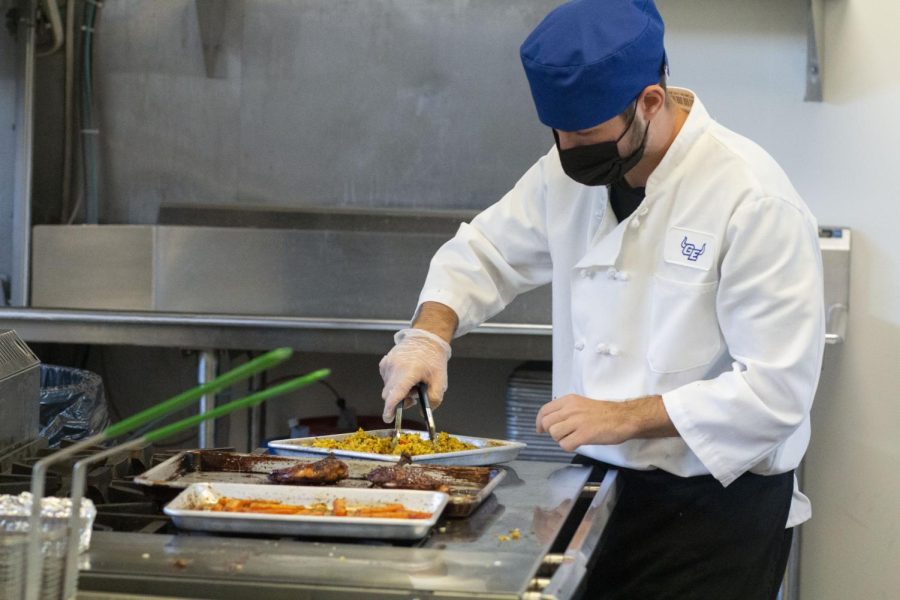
left=571, top=88, right=711, bottom=271
left=574, top=215, right=628, bottom=270
left=644, top=87, right=712, bottom=195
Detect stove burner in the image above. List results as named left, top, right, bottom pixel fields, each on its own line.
left=0, top=438, right=175, bottom=534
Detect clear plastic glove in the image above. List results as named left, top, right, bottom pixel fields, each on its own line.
left=379, top=328, right=452, bottom=423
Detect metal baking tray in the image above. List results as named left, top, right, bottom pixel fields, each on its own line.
left=134, top=450, right=506, bottom=517
left=267, top=429, right=526, bottom=466
left=164, top=482, right=448, bottom=540
left=135, top=451, right=321, bottom=491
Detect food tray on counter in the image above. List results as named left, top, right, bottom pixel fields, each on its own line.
left=268, top=429, right=525, bottom=466
left=135, top=450, right=507, bottom=517
left=164, top=482, right=448, bottom=540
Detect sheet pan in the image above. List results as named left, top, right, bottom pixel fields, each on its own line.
left=164, top=482, right=448, bottom=540
left=135, top=450, right=506, bottom=517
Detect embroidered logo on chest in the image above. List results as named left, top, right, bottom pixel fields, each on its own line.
left=664, top=227, right=715, bottom=271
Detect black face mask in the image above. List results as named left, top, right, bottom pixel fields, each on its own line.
left=554, top=113, right=650, bottom=186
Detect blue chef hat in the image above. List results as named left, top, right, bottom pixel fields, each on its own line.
left=520, top=0, right=667, bottom=132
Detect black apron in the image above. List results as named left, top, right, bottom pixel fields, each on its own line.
left=573, top=456, right=795, bottom=600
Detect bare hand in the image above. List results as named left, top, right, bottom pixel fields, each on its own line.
left=535, top=394, right=676, bottom=452
left=535, top=395, right=634, bottom=451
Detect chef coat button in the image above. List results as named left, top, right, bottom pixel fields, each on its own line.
left=595, top=212, right=603, bottom=220
left=606, top=267, right=617, bottom=279
left=581, top=270, right=590, bottom=279
left=615, top=271, right=630, bottom=282
left=575, top=341, right=585, bottom=351
left=595, top=343, right=609, bottom=354
left=638, top=205, right=649, bottom=217
left=608, top=345, right=621, bottom=357
left=630, top=218, right=641, bottom=229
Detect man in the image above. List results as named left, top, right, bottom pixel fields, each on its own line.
left=379, top=1, right=824, bottom=597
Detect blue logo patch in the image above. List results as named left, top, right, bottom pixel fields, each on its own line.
left=665, top=227, right=714, bottom=271
left=681, top=236, right=706, bottom=262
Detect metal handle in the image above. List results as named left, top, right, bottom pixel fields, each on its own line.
left=416, top=382, right=437, bottom=442
left=390, top=403, right=403, bottom=451
left=824, top=303, right=848, bottom=345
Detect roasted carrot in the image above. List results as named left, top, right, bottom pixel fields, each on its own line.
left=333, top=498, right=347, bottom=516
left=198, top=496, right=431, bottom=519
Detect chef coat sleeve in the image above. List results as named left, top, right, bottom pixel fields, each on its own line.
left=415, top=156, right=554, bottom=337
left=662, top=196, right=825, bottom=487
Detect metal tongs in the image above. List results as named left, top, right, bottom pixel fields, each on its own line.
left=390, top=402, right=404, bottom=452
left=389, top=382, right=437, bottom=452
left=416, top=382, right=437, bottom=446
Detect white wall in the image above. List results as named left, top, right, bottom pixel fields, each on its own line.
left=800, top=2, right=900, bottom=598
left=658, top=1, right=900, bottom=597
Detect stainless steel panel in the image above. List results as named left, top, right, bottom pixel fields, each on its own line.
left=96, top=0, right=244, bottom=225
left=154, top=225, right=443, bottom=318
left=94, top=0, right=557, bottom=225
left=31, top=223, right=552, bottom=324
left=236, top=0, right=553, bottom=212
left=154, top=225, right=551, bottom=322
left=31, top=226, right=154, bottom=310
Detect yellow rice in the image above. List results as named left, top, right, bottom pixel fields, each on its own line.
left=308, top=428, right=477, bottom=456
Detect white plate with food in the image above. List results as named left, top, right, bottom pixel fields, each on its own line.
left=267, top=429, right=526, bottom=466
left=164, top=481, right=449, bottom=540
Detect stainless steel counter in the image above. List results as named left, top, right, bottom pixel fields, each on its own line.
left=0, top=308, right=552, bottom=359
left=75, top=461, right=618, bottom=600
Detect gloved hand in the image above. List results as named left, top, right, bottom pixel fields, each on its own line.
left=380, top=328, right=452, bottom=423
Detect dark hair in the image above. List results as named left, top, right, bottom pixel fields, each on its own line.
left=620, top=70, right=668, bottom=122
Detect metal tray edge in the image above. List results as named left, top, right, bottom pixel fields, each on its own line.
left=267, top=430, right=526, bottom=465
left=163, top=482, right=448, bottom=540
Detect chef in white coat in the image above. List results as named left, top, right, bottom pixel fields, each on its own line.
left=379, top=1, right=824, bottom=597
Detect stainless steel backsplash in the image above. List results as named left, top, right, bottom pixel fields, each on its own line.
left=31, top=222, right=553, bottom=323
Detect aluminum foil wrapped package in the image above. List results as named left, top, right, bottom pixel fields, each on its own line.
left=0, top=492, right=96, bottom=553
left=39, top=365, right=110, bottom=448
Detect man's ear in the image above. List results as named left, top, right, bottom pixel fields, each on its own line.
left=638, top=85, right=667, bottom=119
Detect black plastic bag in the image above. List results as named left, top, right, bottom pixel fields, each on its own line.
left=39, top=365, right=110, bottom=447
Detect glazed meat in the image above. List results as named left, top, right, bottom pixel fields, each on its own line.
left=366, top=457, right=450, bottom=493
left=268, top=454, right=349, bottom=485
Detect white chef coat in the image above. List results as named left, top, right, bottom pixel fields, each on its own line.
left=416, top=89, right=825, bottom=527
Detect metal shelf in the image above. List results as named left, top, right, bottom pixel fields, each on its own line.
left=0, top=308, right=552, bottom=360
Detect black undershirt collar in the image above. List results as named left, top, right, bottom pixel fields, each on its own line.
left=608, top=179, right=646, bottom=223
